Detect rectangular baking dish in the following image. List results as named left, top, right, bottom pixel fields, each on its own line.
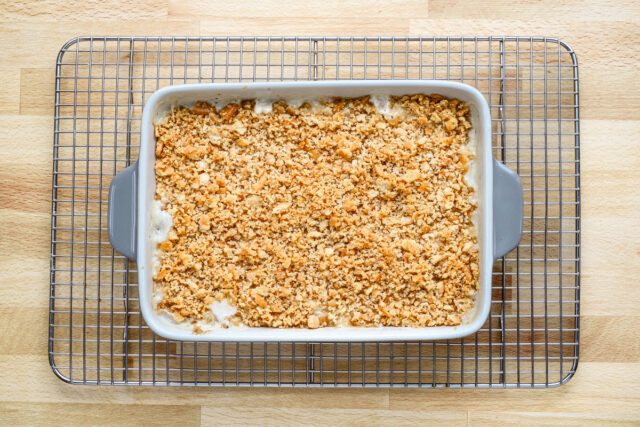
left=108, top=81, right=523, bottom=342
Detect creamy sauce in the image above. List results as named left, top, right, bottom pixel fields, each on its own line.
left=254, top=98, right=276, bottom=113
left=209, top=300, right=238, bottom=325
left=150, top=200, right=172, bottom=274
left=253, top=96, right=320, bottom=113
left=464, top=125, right=480, bottom=233
left=369, top=94, right=404, bottom=117
left=155, top=298, right=242, bottom=332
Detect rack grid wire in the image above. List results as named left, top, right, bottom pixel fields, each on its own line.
left=49, top=36, right=580, bottom=388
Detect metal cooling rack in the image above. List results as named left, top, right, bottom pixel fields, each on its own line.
left=49, top=36, right=580, bottom=388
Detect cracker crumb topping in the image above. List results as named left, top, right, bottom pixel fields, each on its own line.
left=153, top=94, right=478, bottom=329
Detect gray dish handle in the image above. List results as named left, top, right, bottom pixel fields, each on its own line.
left=493, top=159, right=523, bottom=259
left=108, top=162, right=138, bottom=260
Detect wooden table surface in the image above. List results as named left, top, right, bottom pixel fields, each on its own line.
left=1, top=0, right=639, bottom=425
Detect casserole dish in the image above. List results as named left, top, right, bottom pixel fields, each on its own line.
left=108, top=80, right=523, bottom=341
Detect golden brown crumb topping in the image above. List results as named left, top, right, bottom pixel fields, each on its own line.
left=153, top=94, right=478, bottom=328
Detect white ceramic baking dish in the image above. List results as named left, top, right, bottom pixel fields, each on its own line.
left=108, top=81, right=522, bottom=342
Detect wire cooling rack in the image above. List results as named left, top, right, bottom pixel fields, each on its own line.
left=49, top=36, right=580, bottom=388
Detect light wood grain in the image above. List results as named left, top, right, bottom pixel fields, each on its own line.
left=468, top=411, right=640, bottom=426
left=201, top=407, right=468, bottom=426
left=1, top=402, right=201, bottom=426
left=0, top=0, right=639, bottom=425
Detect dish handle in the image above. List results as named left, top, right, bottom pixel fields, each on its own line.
left=108, top=162, right=138, bottom=260
left=493, top=159, right=523, bottom=259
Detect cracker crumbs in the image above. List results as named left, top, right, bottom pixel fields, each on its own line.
left=153, top=94, right=479, bottom=329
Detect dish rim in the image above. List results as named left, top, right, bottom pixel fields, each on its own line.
left=131, top=81, right=499, bottom=341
